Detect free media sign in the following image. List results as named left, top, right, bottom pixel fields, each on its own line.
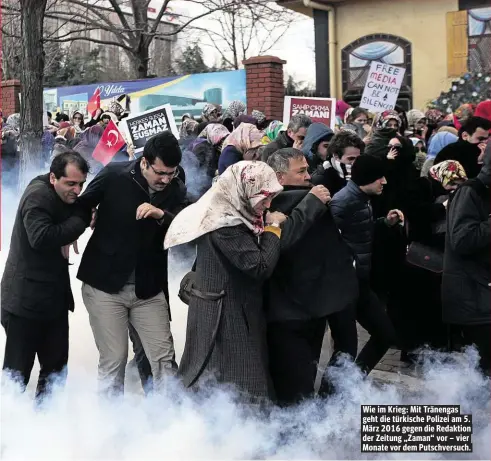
left=360, top=62, right=406, bottom=113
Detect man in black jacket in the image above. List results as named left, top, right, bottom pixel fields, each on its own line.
left=328, top=155, right=403, bottom=377
left=434, top=116, right=490, bottom=179
left=261, top=114, right=312, bottom=162
left=1, top=151, right=89, bottom=400
left=443, top=148, right=490, bottom=375
left=77, top=131, right=187, bottom=395
left=265, top=148, right=359, bottom=405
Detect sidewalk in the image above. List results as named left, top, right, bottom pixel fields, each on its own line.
left=316, top=324, right=423, bottom=393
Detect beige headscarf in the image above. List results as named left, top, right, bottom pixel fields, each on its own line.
left=222, top=123, right=263, bottom=155
left=164, top=161, right=283, bottom=249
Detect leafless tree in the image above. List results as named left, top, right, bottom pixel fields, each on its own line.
left=194, top=0, right=296, bottom=70
left=16, top=0, right=49, bottom=190
left=38, top=0, right=248, bottom=79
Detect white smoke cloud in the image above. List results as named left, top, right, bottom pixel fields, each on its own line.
left=1, top=175, right=490, bottom=460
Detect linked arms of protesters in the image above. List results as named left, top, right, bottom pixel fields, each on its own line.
left=447, top=186, right=490, bottom=256
left=22, top=187, right=87, bottom=250
left=276, top=192, right=327, bottom=251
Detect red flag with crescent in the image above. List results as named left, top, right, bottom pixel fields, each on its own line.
left=87, top=88, right=101, bottom=116
left=92, top=120, right=126, bottom=166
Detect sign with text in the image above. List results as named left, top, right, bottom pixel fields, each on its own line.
left=283, top=96, right=336, bottom=130
left=360, top=62, right=406, bottom=113
left=124, top=104, right=179, bottom=153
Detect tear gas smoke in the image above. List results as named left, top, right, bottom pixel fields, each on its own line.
left=1, top=169, right=490, bottom=460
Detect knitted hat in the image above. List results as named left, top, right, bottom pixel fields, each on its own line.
left=351, top=155, right=386, bottom=186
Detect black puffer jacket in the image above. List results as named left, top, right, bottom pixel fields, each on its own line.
left=330, top=180, right=385, bottom=280
left=442, top=150, right=490, bottom=325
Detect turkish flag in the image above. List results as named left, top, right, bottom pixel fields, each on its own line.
left=87, top=88, right=101, bottom=116
left=92, top=120, right=126, bottom=166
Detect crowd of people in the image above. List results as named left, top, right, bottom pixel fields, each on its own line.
left=1, top=96, right=490, bottom=408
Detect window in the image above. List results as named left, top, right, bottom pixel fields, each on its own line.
left=341, top=34, right=412, bottom=109
left=468, top=7, right=491, bottom=73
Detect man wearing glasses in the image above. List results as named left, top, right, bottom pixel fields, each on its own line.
left=76, top=131, right=187, bottom=396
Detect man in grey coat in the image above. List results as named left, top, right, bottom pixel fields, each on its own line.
left=443, top=147, right=490, bottom=375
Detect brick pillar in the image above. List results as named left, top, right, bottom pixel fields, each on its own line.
left=243, top=56, right=286, bottom=121
left=2, top=80, right=22, bottom=118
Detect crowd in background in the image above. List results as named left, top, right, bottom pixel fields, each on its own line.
left=1, top=95, right=490, bottom=407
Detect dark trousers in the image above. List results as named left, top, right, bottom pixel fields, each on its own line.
left=460, top=324, right=491, bottom=376
left=128, top=323, right=153, bottom=393
left=1, top=310, right=69, bottom=400
left=355, top=280, right=399, bottom=374
left=268, top=317, right=327, bottom=406
left=318, top=306, right=358, bottom=397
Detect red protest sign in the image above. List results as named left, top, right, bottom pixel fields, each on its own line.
left=283, top=96, right=336, bottom=130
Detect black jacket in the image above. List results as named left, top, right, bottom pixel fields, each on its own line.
left=330, top=180, right=388, bottom=280
left=266, top=187, right=358, bottom=322
left=311, top=161, right=348, bottom=196
left=76, top=159, right=187, bottom=300
left=261, top=131, right=294, bottom=162
left=442, top=156, right=490, bottom=325
left=434, top=139, right=482, bottom=179
left=1, top=174, right=87, bottom=319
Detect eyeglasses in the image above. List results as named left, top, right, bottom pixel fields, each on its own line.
left=148, top=163, right=178, bottom=178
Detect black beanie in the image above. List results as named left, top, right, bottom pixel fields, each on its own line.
left=351, top=154, right=386, bottom=186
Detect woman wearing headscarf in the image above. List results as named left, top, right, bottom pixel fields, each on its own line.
left=218, top=123, right=263, bottom=174
left=164, top=161, right=284, bottom=401
left=342, top=107, right=370, bottom=139
left=424, top=109, right=445, bottom=145
left=201, top=103, right=222, bottom=123
left=410, top=137, right=426, bottom=171
left=51, top=123, right=77, bottom=159
left=392, top=160, right=468, bottom=362
left=421, top=131, right=458, bottom=178
left=406, top=109, right=426, bottom=137
left=364, top=110, right=401, bottom=156
left=182, top=123, right=230, bottom=202
left=222, top=100, right=246, bottom=131
left=233, top=114, right=259, bottom=129
left=453, top=103, right=475, bottom=130
left=251, top=110, right=268, bottom=130
left=179, top=118, right=199, bottom=150
left=261, top=121, right=285, bottom=145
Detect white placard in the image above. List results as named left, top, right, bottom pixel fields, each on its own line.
left=124, top=104, right=179, bottom=153
left=360, top=62, right=406, bottom=113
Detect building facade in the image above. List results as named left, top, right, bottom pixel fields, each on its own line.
left=278, top=0, right=491, bottom=110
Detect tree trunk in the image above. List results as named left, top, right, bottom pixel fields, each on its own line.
left=129, top=49, right=150, bottom=79
left=18, top=0, right=48, bottom=192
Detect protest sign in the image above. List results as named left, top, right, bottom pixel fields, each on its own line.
left=283, top=96, right=336, bottom=130
left=360, top=62, right=406, bottom=113
left=125, top=104, right=179, bottom=153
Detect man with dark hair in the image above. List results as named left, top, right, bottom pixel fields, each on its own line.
left=443, top=147, right=490, bottom=375
left=311, top=131, right=364, bottom=195
left=261, top=114, right=312, bottom=162
left=434, top=116, right=491, bottom=178
left=1, top=151, right=89, bottom=400
left=266, top=148, right=358, bottom=405
left=76, top=131, right=187, bottom=396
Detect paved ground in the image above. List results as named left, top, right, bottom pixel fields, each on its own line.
left=316, top=324, right=423, bottom=393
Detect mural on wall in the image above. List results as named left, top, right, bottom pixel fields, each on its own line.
left=43, top=70, right=247, bottom=124
left=468, top=7, right=491, bottom=74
